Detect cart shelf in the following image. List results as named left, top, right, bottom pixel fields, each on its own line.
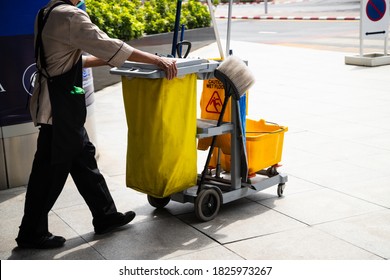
left=197, top=119, right=234, bottom=139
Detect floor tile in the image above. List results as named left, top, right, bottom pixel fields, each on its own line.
left=84, top=217, right=218, bottom=260
left=316, top=210, right=390, bottom=259
left=328, top=176, right=390, bottom=208
left=341, top=151, right=390, bottom=174
left=259, top=188, right=383, bottom=225
left=164, top=245, right=244, bottom=260
left=6, top=238, right=103, bottom=260
left=353, top=131, right=390, bottom=151
left=178, top=199, right=305, bottom=244
left=0, top=188, right=26, bottom=220
left=246, top=175, right=323, bottom=201
left=286, top=160, right=387, bottom=190
left=4, top=213, right=99, bottom=260
left=225, top=227, right=382, bottom=260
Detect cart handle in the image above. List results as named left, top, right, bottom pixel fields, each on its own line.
left=176, top=40, right=191, bottom=58
left=246, top=127, right=287, bottom=135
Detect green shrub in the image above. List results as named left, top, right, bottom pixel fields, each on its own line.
left=142, top=0, right=211, bottom=34
left=182, top=0, right=211, bottom=30
left=141, top=0, right=177, bottom=34
left=86, top=0, right=211, bottom=39
left=86, top=0, right=144, bottom=40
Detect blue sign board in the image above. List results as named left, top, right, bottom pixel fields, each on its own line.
left=0, top=0, right=48, bottom=126
left=361, top=0, right=390, bottom=39
left=0, top=0, right=93, bottom=126
left=366, top=0, right=387, bottom=22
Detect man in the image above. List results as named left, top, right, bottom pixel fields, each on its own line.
left=16, top=0, right=177, bottom=249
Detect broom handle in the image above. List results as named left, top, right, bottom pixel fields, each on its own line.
left=226, top=0, right=233, bottom=56
left=235, top=99, right=248, bottom=182
left=171, top=0, right=183, bottom=57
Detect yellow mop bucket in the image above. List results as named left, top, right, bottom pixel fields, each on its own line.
left=121, top=74, right=198, bottom=198
left=222, top=118, right=288, bottom=175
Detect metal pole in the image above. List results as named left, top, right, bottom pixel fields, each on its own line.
left=226, top=0, right=234, bottom=56
left=265, top=0, right=268, bottom=14
left=207, top=0, right=224, bottom=59
left=230, top=98, right=241, bottom=189
left=171, top=0, right=182, bottom=57
left=360, top=0, right=363, bottom=57
left=178, top=24, right=185, bottom=58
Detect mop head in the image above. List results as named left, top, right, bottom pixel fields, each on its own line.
left=214, top=55, right=255, bottom=98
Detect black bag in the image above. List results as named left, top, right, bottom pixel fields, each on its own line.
left=36, top=1, right=87, bottom=163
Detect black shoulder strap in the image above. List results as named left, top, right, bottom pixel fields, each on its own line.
left=35, top=1, right=70, bottom=74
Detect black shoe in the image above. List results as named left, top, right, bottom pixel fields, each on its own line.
left=16, top=233, right=66, bottom=249
left=94, top=211, right=136, bottom=235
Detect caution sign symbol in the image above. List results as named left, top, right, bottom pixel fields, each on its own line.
left=205, top=91, right=223, bottom=114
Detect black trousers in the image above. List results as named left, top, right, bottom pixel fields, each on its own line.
left=17, top=124, right=117, bottom=241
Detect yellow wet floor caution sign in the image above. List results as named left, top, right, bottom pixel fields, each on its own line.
left=198, top=78, right=248, bottom=168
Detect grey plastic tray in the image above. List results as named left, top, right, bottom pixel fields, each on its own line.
left=110, top=58, right=218, bottom=79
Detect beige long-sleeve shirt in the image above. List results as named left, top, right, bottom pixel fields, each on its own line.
left=31, top=0, right=134, bottom=126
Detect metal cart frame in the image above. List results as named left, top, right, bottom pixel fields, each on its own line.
left=111, top=59, right=288, bottom=222
left=148, top=71, right=288, bottom=222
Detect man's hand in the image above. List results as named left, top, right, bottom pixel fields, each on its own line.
left=128, top=49, right=178, bottom=80
left=156, top=57, right=177, bottom=80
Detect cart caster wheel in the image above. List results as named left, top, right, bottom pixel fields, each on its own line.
left=195, top=188, right=221, bottom=222
left=147, top=195, right=171, bottom=209
left=266, top=166, right=279, bottom=177
left=277, top=183, right=285, bottom=197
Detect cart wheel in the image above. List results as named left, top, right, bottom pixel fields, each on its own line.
left=195, top=188, right=221, bottom=222
left=266, top=166, right=279, bottom=177
left=147, top=195, right=171, bottom=209
left=277, top=183, right=286, bottom=197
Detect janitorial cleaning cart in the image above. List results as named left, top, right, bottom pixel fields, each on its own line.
left=110, top=0, right=287, bottom=222
left=111, top=55, right=288, bottom=222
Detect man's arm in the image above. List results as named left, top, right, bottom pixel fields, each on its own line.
left=83, top=55, right=108, bottom=68
left=82, top=49, right=177, bottom=80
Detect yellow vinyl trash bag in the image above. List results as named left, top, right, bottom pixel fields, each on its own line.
left=121, top=74, right=197, bottom=198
